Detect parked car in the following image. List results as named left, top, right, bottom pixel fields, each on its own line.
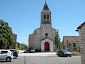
left=24, top=50, right=30, bottom=53
left=9, top=49, right=18, bottom=59
left=24, top=49, right=35, bottom=53
left=0, top=50, right=13, bottom=62
left=57, top=49, right=72, bottom=57
left=30, top=50, right=35, bottom=53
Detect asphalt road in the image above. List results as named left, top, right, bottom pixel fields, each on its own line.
left=0, top=53, right=81, bottom=64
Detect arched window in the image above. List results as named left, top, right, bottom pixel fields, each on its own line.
left=44, top=14, right=46, bottom=19
left=47, top=15, right=49, bottom=19
left=46, top=27, right=47, bottom=29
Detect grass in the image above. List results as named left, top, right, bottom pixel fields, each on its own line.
left=16, top=47, right=20, bottom=50
left=72, top=51, right=80, bottom=56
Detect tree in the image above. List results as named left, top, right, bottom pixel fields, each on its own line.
left=17, top=42, right=28, bottom=50
left=0, top=20, right=14, bottom=49
left=54, top=31, right=61, bottom=50
left=20, top=43, right=28, bottom=50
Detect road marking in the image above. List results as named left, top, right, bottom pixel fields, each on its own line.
left=24, top=56, right=26, bottom=64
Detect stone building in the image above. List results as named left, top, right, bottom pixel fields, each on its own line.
left=63, top=36, right=80, bottom=51
left=28, top=2, right=57, bottom=52
left=77, top=22, right=85, bottom=64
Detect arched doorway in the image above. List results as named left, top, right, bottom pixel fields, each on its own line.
left=44, top=42, right=49, bottom=51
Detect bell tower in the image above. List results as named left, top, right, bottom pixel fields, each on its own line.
left=41, top=1, right=51, bottom=24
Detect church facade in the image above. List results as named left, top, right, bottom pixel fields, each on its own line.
left=28, top=2, right=57, bottom=52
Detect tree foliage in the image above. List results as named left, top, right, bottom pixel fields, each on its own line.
left=17, top=42, right=28, bottom=50
left=20, top=43, right=28, bottom=50
left=0, top=20, right=14, bottom=49
left=54, top=31, right=61, bottom=50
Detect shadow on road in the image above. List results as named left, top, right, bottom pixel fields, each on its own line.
left=0, top=61, right=8, bottom=62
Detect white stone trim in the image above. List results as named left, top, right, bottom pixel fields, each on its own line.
left=41, top=38, right=53, bottom=52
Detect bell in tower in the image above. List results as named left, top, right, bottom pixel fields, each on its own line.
left=41, top=1, right=51, bottom=24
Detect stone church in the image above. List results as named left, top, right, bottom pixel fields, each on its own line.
left=29, top=2, right=57, bottom=52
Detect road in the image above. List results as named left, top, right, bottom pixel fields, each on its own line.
left=0, top=52, right=81, bottom=64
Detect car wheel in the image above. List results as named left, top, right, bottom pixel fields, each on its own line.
left=58, top=55, right=60, bottom=57
left=68, top=55, right=71, bottom=57
left=13, top=56, right=17, bottom=59
left=6, top=57, right=11, bottom=62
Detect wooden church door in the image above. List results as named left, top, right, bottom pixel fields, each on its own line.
left=44, top=42, right=49, bottom=51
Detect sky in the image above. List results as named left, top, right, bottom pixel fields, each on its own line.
left=0, top=0, right=85, bottom=45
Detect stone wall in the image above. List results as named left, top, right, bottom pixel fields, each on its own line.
left=77, top=22, right=85, bottom=64
left=63, top=36, right=80, bottom=51
left=29, top=24, right=56, bottom=51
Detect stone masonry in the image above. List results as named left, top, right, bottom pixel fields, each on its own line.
left=28, top=2, right=56, bottom=52
left=63, top=36, right=80, bottom=51
left=77, top=22, right=85, bottom=64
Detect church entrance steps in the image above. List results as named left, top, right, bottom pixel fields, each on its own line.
left=19, top=52, right=56, bottom=56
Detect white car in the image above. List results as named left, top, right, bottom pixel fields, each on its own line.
left=31, top=50, right=35, bottom=53
left=0, top=50, right=13, bottom=62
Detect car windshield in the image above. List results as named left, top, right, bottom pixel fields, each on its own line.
left=61, top=49, right=70, bottom=53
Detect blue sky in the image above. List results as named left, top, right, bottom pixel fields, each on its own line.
left=0, top=0, right=85, bottom=45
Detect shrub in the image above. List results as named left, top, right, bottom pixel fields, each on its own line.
left=72, top=51, right=80, bottom=56
left=16, top=47, right=20, bottom=50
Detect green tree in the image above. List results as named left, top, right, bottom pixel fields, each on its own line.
left=20, top=43, right=28, bottom=50
left=54, top=31, right=61, bottom=50
left=16, top=42, right=28, bottom=50
left=0, top=20, right=14, bottom=49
